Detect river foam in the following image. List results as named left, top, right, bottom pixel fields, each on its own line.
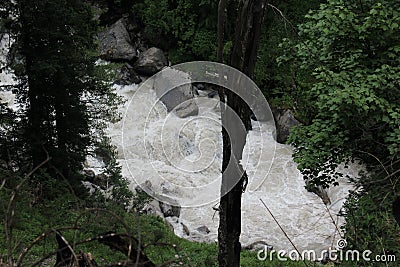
left=109, top=82, right=358, bottom=254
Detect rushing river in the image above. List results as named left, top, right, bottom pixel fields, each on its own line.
left=0, top=34, right=360, bottom=255
left=108, top=78, right=359, bottom=255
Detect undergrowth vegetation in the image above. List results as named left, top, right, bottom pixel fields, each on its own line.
left=0, top=171, right=307, bottom=266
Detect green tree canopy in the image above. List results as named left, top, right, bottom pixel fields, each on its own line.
left=3, top=0, right=121, bottom=189
left=281, top=0, right=400, bottom=187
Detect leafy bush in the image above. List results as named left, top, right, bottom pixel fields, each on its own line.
left=341, top=172, right=400, bottom=266
left=278, top=0, right=400, bottom=264
left=280, top=0, right=400, bottom=186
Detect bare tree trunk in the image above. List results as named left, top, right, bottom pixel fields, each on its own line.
left=217, top=0, right=227, bottom=63
left=217, top=1, right=268, bottom=267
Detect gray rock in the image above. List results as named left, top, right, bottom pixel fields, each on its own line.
left=195, top=226, right=210, bottom=234
left=207, top=90, right=218, bottom=98
left=244, top=241, right=273, bottom=251
left=194, top=83, right=206, bottom=91
left=153, top=68, right=196, bottom=112
left=272, top=108, right=300, bottom=143
left=140, top=203, right=155, bottom=215
left=134, top=47, right=168, bottom=76
left=159, top=196, right=181, bottom=218
left=115, top=63, right=142, bottom=85
left=98, top=19, right=137, bottom=61
left=174, top=99, right=199, bottom=118
left=135, top=180, right=153, bottom=195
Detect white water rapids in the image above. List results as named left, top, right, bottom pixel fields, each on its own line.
left=107, top=81, right=359, bottom=255
left=0, top=34, right=360, bottom=255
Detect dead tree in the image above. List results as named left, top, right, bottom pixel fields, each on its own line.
left=55, top=231, right=98, bottom=267
left=54, top=231, right=156, bottom=267
left=217, top=1, right=268, bottom=267
left=98, top=232, right=156, bottom=267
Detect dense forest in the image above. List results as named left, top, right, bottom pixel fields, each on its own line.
left=0, top=0, right=399, bottom=266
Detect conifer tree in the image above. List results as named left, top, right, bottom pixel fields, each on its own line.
left=8, top=0, right=120, bottom=189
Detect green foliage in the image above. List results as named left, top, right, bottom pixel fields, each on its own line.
left=0, top=0, right=123, bottom=193
left=190, top=29, right=217, bottom=61
left=134, top=0, right=218, bottom=63
left=254, top=0, right=321, bottom=110
left=341, top=189, right=400, bottom=266
left=280, top=0, right=400, bottom=187
left=0, top=172, right=306, bottom=266
left=278, top=0, right=400, bottom=262
left=339, top=166, right=400, bottom=266
left=88, top=135, right=152, bottom=211
left=0, top=103, right=21, bottom=164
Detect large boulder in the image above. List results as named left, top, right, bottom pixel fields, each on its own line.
left=152, top=68, right=199, bottom=116
left=159, top=198, right=181, bottom=218
left=134, top=47, right=168, bottom=76
left=272, top=108, right=300, bottom=144
left=158, top=185, right=181, bottom=218
left=137, top=180, right=181, bottom=218
left=174, top=99, right=199, bottom=118
left=98, top=19, right=137, bottom=61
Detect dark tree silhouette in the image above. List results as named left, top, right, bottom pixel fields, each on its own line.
left=217, top=1, right=268, bottom=266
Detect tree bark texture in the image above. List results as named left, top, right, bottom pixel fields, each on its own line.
left=217, top=1, right=268, bottom=267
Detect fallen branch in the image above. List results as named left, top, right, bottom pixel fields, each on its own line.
left=5, top=156, right=51, bottom=266
left=98, top=232, right=156, bottom=267
left=259, top=198, right=308, bottom=266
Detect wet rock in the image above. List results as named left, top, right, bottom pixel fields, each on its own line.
left=134, top=47, right=168, bottom=76
left=98, top=19, right=137, bottom=61
left=140, top=203, right=156, bottom=215
left=174, top=99, right=199, bottom=118
left=207, top=90, right=218, bottom=98
left=194, top=83, right=206, bottom=91
left=153, top=69, right=196, bottom=112
left=115, top=63, right=142, bottom=85
left=181, top=222, right=190, bottom=236
left=195, top=226, right=210, bottom=234
left=94, top=146, right=112, bottom=165
left=306, top=181, right=331, bottom=205
left=164, top=219, right=175, bottom=232
left=315, top=186, right=331, bottom=205
left=272, top=108, right=300, bottom=144
left=135, top=180, right=153, bottom=195
left=244, top=240, right=273, bottom=251
left=159, top=197, right=181, bottom=218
